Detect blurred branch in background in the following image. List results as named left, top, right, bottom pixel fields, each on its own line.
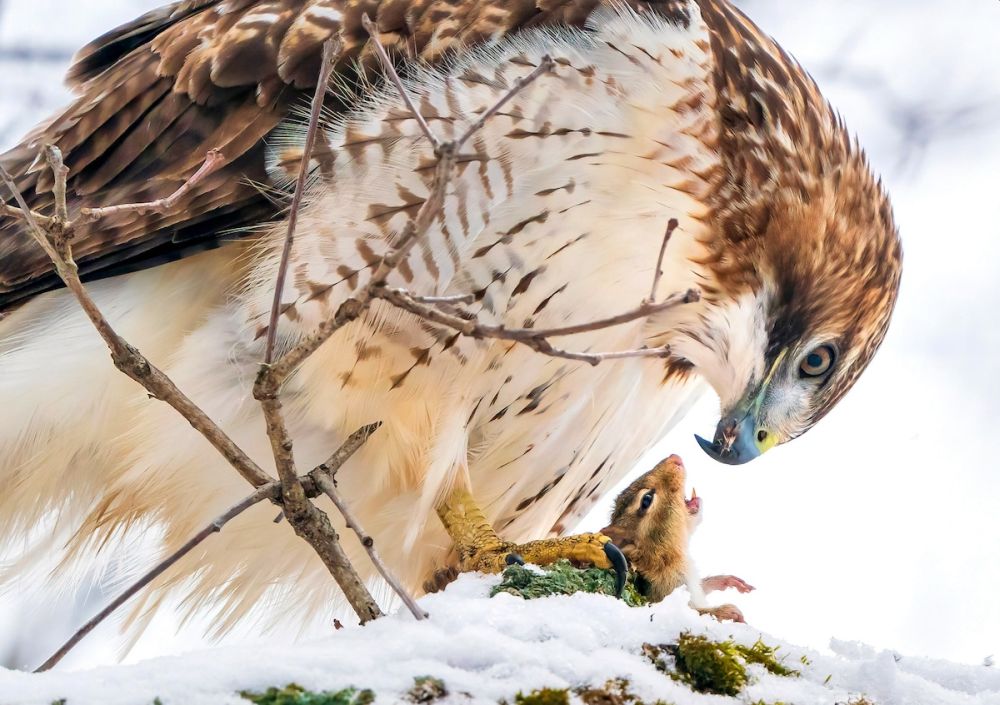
left=736, top=0, right=1000, bottom=177
left=811, top=30, right=1000, bottom=174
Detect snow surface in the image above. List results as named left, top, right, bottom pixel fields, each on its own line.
left=2, top=574, right=999, bottom=705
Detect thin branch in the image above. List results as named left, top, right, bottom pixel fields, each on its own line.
left=34, top=483, right=279, bottom=673
left=376, top=287, right=684, bottom=366
left=312, top=422, right=383, bottom=477
left=311, top=470, right=428, bottom=621
left=410, top=293, right=478, bottom=305
left=79, top=149, right=225, bottom=221
left=34, top=424, right=383, bottom=671
left=648, top=218, right=678, bottom=303
left=43, top=146, right=69, bottom=223
left=361, top=14, right=440, bottom=152
left=381, top=284, right=699, bottom=337
left=264, top=38, right=340, bottom=365
left=255, top=372, right=385, bottom=623
left=456, top=55, right=555, bottom=150
left=515, top=288, right=700, bottom=339
left=1, top=202, right=55, bottom=227
left=1, top=160, right=274, bottom=491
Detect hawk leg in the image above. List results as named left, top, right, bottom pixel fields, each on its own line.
left=436, top=487, right=629, bottom=595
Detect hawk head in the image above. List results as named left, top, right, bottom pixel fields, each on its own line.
left=673, top=3, right=903, bottom=465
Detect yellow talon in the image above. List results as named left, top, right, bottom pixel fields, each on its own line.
left=513, top=533, right=613, bottom=569
left=436, top=486, right=629, bottom=595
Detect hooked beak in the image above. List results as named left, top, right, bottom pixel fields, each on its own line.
left=695, top=412, right=770, bottom=465
left=696, top=351, right=786, bottom=465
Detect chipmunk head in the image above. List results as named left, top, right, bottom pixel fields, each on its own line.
left=601, top=455, right=694, bottom=584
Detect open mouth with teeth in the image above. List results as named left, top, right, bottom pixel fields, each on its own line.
left=685, top=487, right=701, bottom=516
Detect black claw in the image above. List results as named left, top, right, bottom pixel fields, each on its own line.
left=604, top=541, right=629, bottom=598
left=505, top=553, right=525, bottom=566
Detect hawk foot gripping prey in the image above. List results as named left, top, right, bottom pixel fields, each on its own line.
left=436, top=487, right=629, bottom=596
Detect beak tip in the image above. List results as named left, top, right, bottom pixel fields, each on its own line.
left=694, top=434, right=715, bottom=454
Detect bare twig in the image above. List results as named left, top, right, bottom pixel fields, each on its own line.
left=377, top=287, right=692, bottom=366
left=255, top=369, right=385, bottom=623
left=43, top=145, right=69, bottom=223
left=264, top=38, right=340, bottom=365
left=0, top=158, right=274, bottom=490
left=311, top=470, right=428, bottom=621
left=1, top=202, right=55, bottom=227
left=380, top=286, right=699, bottom=338
left=312, top=422, right=383, bottom=477
left=456, top=55, right=555, bottom=150
left=410, top=293, right=478, bottom=305
left=648, top=218, right=678, bottom=303
left=34, top=483, right=280, bottom=673
left=34, top=423, right=382, bottom=672
left=361, top=13, right=440, bottom=152
left=79, top=149, right=225, bottom=221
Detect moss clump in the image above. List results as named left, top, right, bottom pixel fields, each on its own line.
left=407, top=676, right=447, bottom=703
left=643, top=633, right=801, bottom=697
left=513, top=688, right=571, bottom=705
left=671, top=633, right=747, bottom=696
left=241, top=684, right=374, bottom=705
left=576, top=679, right=672, bottom=705
left=491, top=559, right=647, bottom=607
left=736, top=638, right=800, bottom=677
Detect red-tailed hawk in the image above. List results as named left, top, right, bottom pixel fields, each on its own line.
left=0, top=0, right=901, bottom=631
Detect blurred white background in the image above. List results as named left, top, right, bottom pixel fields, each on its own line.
left=2, top=0, right=998, bottom=673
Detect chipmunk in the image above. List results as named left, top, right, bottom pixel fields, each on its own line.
left=601, top=455, right=753, bottom=622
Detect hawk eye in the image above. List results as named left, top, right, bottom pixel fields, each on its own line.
left=640, top=490, right=655, bottom=511
left=800, top=344, right=836, bottom=379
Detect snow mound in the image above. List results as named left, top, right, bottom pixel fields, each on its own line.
left=1, top=573, right=997, bottom=705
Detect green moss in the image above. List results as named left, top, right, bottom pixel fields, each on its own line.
left=643, top=633, right=801, bottom=697
left=671, top=633, right=748, bottom=696
left=735, top=638, right=800, bottom=677
left=240, top=684, right=375, bottom=705
left=513, top=687, right=571, bottom=705
left=491, top=559, right=647, bottom=606
left=407, top=676, right=447, bottom=703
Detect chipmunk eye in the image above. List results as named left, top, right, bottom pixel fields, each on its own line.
left=640, top=490, right=655, bottom=511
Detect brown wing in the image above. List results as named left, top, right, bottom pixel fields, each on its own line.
left=0, top=0, right=688, bottom=309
